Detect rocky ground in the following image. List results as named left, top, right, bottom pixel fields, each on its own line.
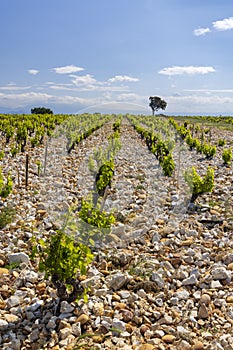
left=0, top=117, right=233, bottom=349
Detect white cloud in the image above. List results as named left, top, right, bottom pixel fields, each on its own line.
left=79, top=85, right=130, bottom=92
left=116, top=93, right=140, bottom=101
left=184, top=89, right=233, bottom=93
left=44, top=79, right=129, bottom=92
left=45, top=82, right=75, bottom=91
left=0, top=84, right=31, bottom=91
left=0, top=91, right=92, bottom=108
left=158, top=66, right=216, bottom=76
left=193, top=27, right=211, bottom=36
left=52, top=65, right=84, bottom=74
left=213, top=17, right=233, bottom=31
left=28, top=69, right=39, bottom=75
left=0, top=92, right=52, bottom=108
left=108, top=75, right=139, bottom=83
left=2, top=88, right=233, bottom=115
left=67, top=75, right=130, bottom=92
left=164, top=93, right=233, bottom=114
left=70, top=74, right=97, bottom=86
left=89, top=102, right=148, bottom=113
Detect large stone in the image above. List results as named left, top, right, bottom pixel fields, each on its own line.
left=198, top=304, right=209, bottom=319
left=46, top=316, right=58, bottom=329
left=4, top=313, right=20, bottom=323
left=162, top=334, right=176, bottom=343
left=109, top=272, right=129, bottom=291
left=59, top=327, right=72, bottom=340
left=80, top=276, right=100, bottom=289
left=0, top=319, right=8, bottom=331
left=121, top=309, right=134, bottom=322
left=60, top=301, right=74, bottom=314
left=151, top=272, right=165, bottom=288
left=112, top=318, right=126, bottom=334
left=160, top=225, right=176, bottom=237
left=182, top=274, right=197, bottom=286
left=9, top=339, right=21, bottom=350
left=210, top=280, right=222, bottom=289
left=93, top=302, right=104, bottom=316
left=72, top=322, right=81, bottom=336
left=6, top=295, right=21, bottom=308
left=212, top=266, right=231, bottom=280
left=26, top=299, right=43, bottom=312
left=8, top=252, right=29, bottom=265
left=29, top=329, right=40, bottom=341
left=24, top=270, right=39, bottom=283
left=174, top=288, right=190, bottom=300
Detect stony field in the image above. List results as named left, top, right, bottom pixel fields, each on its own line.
left=0, top=116, right=233, bottom=350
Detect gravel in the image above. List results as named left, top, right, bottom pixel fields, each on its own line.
left=0, top=117, right=233, bottom=349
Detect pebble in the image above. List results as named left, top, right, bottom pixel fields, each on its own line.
left=210, top=280, right=223, bottom=289
left=136, top=345, right=155, bottom=350
left=162, top=334, right=176, bottom=343
left=0, top=267, right=9, bottom=276
left=192, top=341, right=204, bottom=350
left=76, top=313, right=89, bottom=325
left=198, top=304, right=209, bottom=319
left=118, top=290, right=131, bottom=299
left=121, top=309, right=134, bottom=322
left=226, top=296, right=233, bottom=303
left=200, top=293, right=211, bottom=305
left=92, top=302, right=104, bottom=316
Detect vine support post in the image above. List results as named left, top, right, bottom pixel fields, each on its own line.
left=176, top=137, right=182, bottom=190
left=25, top=154, right=29, bottom=188
left=43, top=141, right=48, bottom=176
left=100, top=186, right=109, bottom=212
left=17, top=167, right=20, bottom=188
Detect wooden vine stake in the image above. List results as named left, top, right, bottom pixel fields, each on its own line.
left=25, top=153, right=29, bottom=188
left=176, top=137, right=182, bottom=190
left=43, top=141, right=48, bottom=176
left=17, top=167, right=20, bottom=187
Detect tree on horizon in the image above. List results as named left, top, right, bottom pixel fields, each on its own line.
left=31, top=107, right=53, bottom=115
left=149, top=96, right=167, bottom=116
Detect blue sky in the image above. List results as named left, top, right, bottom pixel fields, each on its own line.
left=1, top=0, right=233, bottom=115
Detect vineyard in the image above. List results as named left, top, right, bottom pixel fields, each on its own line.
left=0, top=113, right=233, bottom=349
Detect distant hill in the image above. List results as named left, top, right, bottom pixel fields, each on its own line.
left=0, top=106, right=27, bottom=114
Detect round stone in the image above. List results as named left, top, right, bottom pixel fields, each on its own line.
left=162, top=334, right=176, bottom=343
left=76, top=314, right=89, bottom=325
left=192, top=341, right=204, bottom=350
left=200, top=293, right=211, bottom=305
left=0, top=268, right=9, bottom=276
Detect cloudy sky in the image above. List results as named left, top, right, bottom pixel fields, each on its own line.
left=1, top=0, right=233, bottom=115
